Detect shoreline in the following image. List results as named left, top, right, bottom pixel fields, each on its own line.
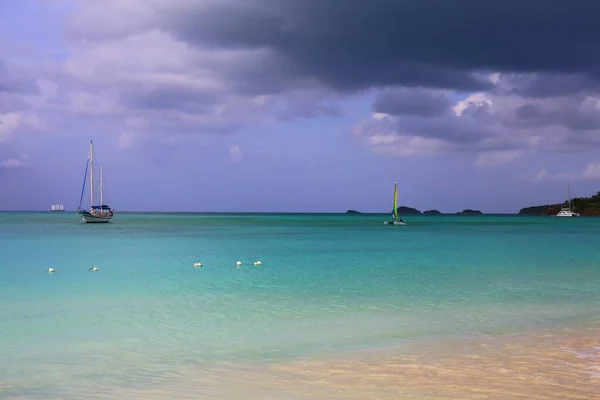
left=13, top=322, right=595, bottom=400
left=205, top=322, right=600, bottom=399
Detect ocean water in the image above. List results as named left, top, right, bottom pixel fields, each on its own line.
left=1, top=212, right=599, bottom=398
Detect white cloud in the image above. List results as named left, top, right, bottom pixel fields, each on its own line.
left=62, top=29, right=207, bottom=85
left=370, top=134, right=446, bottom=157
left=0, top=112, right=45, bottom=142
left=488, top=72, right=501, bottom=85
left=66, top=89, right=121, bottom=116
left=0, top=113, right=23, bottom=141
left=519, top=169, right=552, bottom=183
left=0, top=158, right=22, bottom=168
left=368, top=133, right=398, bottom=146
left=125, top=117, right=150, bottom=129
left=525, top=162, right=600, bottom=182
left=229, top=145, right=243, bottom=162
left=475, top=150, right=525, bottom=167
left=36, top=79, right=58, bottom=99
left=582, top=162, right=600, bottom=180
left=453, top=92, right=492, bottom=116
left=117, top=130, right=141, bottom=150
left=372, top=112, right=391, bottom=120
left=549, top=172, right=579, bottom=182
left=535, top=169, right=548, bottom=181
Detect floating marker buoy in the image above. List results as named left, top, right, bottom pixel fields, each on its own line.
left=236, top=261, right=242, bottom=266
left=193, top=262, right=203, bottom=267
left=48, top=268, right=55, bottom=273
left=89, top=266, right=98, bottom=272
left=253, top=261, right=262, bottom=266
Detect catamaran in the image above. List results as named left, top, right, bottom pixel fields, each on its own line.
left=552, top=181, right=580, bottom=217
left=384, top=182, right=406, bottom=225
left=76, top=140, right=114, bottom=223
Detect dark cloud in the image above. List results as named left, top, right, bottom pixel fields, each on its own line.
left=505, top=73, right=600, bottom=98
left=373, top=88, right=451, bottom=117
left=507, top=96, right=600, bottom=131
left=515, top=104, right=541, bottom=120
left=164, top=0, right=600, bottom=93
left=121, top=86, right=222, bottom=113
left=399, top=116, right=495, bottom=145
left=219, top=51, right=310, bottom=96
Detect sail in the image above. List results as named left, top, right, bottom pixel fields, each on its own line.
left=78, top=158, right=89, bottom=210
left=391, top=182, right=398, bottom=220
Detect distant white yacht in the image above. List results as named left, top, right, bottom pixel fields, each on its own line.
left=51, top=204, right=65, bottom=212
left=553, top=181, right=580, bottom=217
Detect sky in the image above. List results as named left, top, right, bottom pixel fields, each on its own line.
left=1, top=0, right=600, bottom=213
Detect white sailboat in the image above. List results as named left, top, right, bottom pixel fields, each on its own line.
left=384, top=182, right=407, bottom=225
left=76, top=140, right=114, bottom=223
left=553, top=181, right=580, bottom=217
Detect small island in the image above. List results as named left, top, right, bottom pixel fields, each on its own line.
left=519, top=191, right=600, bottom=216
left=397, top=206, right=422, bottom=214
left=456, top=209, right=483, bottom=215
left=423, top=210, right=442, bottom=215
left=346, top=209, right=361, bottom=214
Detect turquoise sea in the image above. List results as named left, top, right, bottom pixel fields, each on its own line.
left=1, top=212, right=599, bottom=399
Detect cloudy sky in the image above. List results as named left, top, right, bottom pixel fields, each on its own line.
left=1, top=0, right=600, bottom=212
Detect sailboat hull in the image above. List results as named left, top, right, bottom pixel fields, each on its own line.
left=384, top=221, right=407, bottom=225
left=78, top=210, right=112, bottom=223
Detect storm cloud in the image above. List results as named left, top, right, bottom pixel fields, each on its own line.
left=160, top=0, right=600, bottom=91
left=373, top=88, right=451, bottom=117
left=4, top=0, right=600, bottom=165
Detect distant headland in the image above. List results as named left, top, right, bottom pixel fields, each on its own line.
left=519, top=191, right=600, bottom=216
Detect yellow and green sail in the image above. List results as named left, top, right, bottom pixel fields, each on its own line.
left=391, top=182, right=399, bottom=220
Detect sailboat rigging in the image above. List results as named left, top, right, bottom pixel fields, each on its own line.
left=76, top=140, right=114, bottom=223
left=384, top=182, right=407, bottom=226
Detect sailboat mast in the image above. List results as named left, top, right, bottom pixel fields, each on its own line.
left=100, top=163, right=104, bottom=206
left=393, top=182, right=398, bottom=220
left=89, top=140, right=94, bottom=207
left=568, top=181, right=572, bottom=210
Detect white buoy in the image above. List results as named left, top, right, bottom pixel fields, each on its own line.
left=236, top=261, right=242, bottom=266
left=89, top=266, right=98, bottom=272
left=253, top=261, right=262, bottom=266
left=48, top=267, right=55, bottom=273
left=193, top=262, right=203, bottom=267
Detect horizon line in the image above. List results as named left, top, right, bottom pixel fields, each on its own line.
left=0, top=210, right=530, bottom=215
